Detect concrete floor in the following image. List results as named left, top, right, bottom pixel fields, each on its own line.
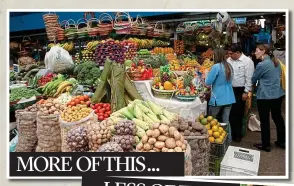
left=231, top=99, right=286, bottom=176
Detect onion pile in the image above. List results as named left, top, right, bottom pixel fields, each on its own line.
left=120, top=40, right=137, bottom=60
left=95, top=39, right=125, bottom=66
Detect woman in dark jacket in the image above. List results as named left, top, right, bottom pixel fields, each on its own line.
left=252, top=44, right=285, bottom=152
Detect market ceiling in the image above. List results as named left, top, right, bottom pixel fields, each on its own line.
left=10, top=11, right=284, bottom=33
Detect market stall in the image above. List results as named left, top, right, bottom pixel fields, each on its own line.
left=9, top=11, right=286, bottom=176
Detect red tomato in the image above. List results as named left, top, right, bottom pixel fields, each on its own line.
left=105, top=107, right=110, bottom=111
left=79, top=97, right=85, bottom=102
left=101, top=108, right=105, bottom=112
left=86, top=101, right=91, bottom=106
left=75, top=99, right=81, bottom=105
left=106, top=111, right=111, bottom=115
left=98, top=116, right=104, bottom=121
left=98, top=113, right=103, bottom=116
left=98, top=103, right=102, bottom=107
left=94, top=109, right=99, bottom=114
left=70, top=102, right=76, bottom=106
left=99, top=109, right=104, bottom=113
left=103, top=104, right=107, bottom=108
left=91, top=105, right=95, bottom=109
left=67, top=102, right=71, bottom=106
left=94, top=104, right=98, bottom=109
left=84, top=95, right=90, bottom=101
left=80, top=101, right=85, bottom=105
left=104, top=114, right=108, bottom=118
left=97, top=106, right=101, bottom=110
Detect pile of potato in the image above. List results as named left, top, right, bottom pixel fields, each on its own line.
left=177, top=117, right=208, bottom=137
left=24, top=103, right=39, bottom=112
left=87, top=121, right=112, bottom=151
left=38, top=99, right=66, bottom=115
left=136, top=123, right=188, bottom=152
left=61, top=104, right=92, bottom=122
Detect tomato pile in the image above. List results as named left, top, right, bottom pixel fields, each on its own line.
left=67, top=95, right=91, bottom=107
left=38, top=73, right=54, bottom=86
left=91, top=103, right=112, bottom=121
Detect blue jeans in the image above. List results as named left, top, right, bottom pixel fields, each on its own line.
left=208, top=105, right=232, bottom=142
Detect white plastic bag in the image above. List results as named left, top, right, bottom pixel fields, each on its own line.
left=248, top=114, right=261, bottom=132
left=44, top=46, right=74, bottom=73
left=9, top=129, right=19, bottom=152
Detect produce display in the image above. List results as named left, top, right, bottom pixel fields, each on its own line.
left=127, top=60, right=153, bottom=81
left=87, top=121, right=112, bottom=151
left=176, top=117, right=208, bottom=137
left=111, top=135, right=136, bottom=151
left=137, top=49, right=151, bottom=58
left=114, top=120, right=137, bottom=136
left=139, top=54, right=168, bottom=69
left=10, top=87, right=41, bottom=102
left=97, top=142, right=124, bottom=152
left=95, top=39, right=125, bottom=66
left=201, top=48, right=214, bottom=59
left=91, top=103, right=112, bottom=121
left=197, top=115, right=227, bottom=144
left=37, top=98, right=66, bottom=115
left=152, top=66, right=177, bottom=91
left=13, top=64, right=39, bottom=81
left=66, top=126, right=89, bottom=152
left=136, top=123, right=188, bottom=152
left=42, top=75, right=77, bottom=97
left=174, top=40, right=185, bottom=55
left=61, top=104, right=92, bottom=122
left=176, top=72, right=197, bottom=98
left=153, top=47, right=174, bottom=55
left=73, top=61, right=101, bottom=85
left=23, top=103, right=39, bottom=112
left=120, top=40, right=138, bottom=60
left=127, top=38, right=169, bottom=49
left=37, top=73, right=54, bottom=87
left=67, top=95, right=91, bottom=107
left=74, top=50, right=96, bottom=64
left=85, top=40, right=100, bottom=51
left=48, top=42, right=75, bottom=52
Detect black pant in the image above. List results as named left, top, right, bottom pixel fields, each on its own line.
left=257, top=97, right=285, bottom=147
left=229, top=87, right=246, bottom=140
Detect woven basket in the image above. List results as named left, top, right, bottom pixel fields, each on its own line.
left=176, top=23, right=185, bottom=34
left=56, top=20, right=67, bottom=41
left=137, top=16, right=148, bottom=36
left=97, top=13, right=113, bottom=36
left=114, top=12, right=132, bottom=35
left=87, top=18, right=99, bottom=37
left=153, top=21, right=164, bottom=38
left=64, top=19, right=77, bottom=40
left=76, top=18, right=89, bottom=39
left=151, top=71, right=178, bottom=99
left=146, top=25, right=154, bottom=37
left=127, top=64, right=152, bottom=81
left=43, top=12, right=59, bottom=42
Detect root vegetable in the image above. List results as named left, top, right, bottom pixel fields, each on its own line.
left=176, top=140, right=183, bottom=147
left=148, top=138, right=156, bottom=145
left=168, top=127, right=177, bottom=137
left=181, top=143, right=187, bottom=150
left=162, top=147, right=168, bottom=152
left=174, top=147, right=182, bottom=152
left=152, top=123, right=160, bottom=129
left=154, top=141, right=165, bottom=149
left=146, top=130, right=154, bottom=137
left=137, top=142, right=143, bottom=150
left=153, top=147, right=161, bottom=152
left=98, top=142, right=124, bottom=152
left=152, top=129, right=160, bottom=138
left=159, top=124, right=169, bottom=134
left=167, top=149, right=175, bottom=152
left=173, top=131, right=181, bottom=140
left=143, top=143, right=152, bottom=151
left=149, top=150, right=156, bottom=152
left=142, top=135, right=149, bottom=144
left=180, top=135, right=184, bottom=142
left=184, top=130, right=191, bottom=136
left=192, top=122, right=203, bottom=131
left=165, top=138, right=176, bottom=149
left=157, top=135, right=168, bottom=142
left=194, top=132, right=201, bottom=136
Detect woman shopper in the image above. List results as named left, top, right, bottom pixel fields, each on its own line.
left=252, top=44, right=285, bottom=152
left=205, top=48, right=236, bottom=140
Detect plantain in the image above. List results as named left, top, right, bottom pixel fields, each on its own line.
left=66, top=86, right=72, bottom=92
left=54, top=82, right=72, bottom=97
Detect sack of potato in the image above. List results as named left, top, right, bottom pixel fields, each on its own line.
left=60, top=105, right=94, bottom=152
left=15, top=108, right=38, bottom=152
left=86, top=121, right=112, bottom=151
left=135, top=123, right=192, bottom=176
left=36, top=113, right=61, bottom=152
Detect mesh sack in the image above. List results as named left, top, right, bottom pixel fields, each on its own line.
left=15, top=110, right=38, bottom=152
left=36, top=112, right=61, bottom=152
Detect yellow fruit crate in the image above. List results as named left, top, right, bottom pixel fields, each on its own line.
left=210, top=133, right=229, bottom=158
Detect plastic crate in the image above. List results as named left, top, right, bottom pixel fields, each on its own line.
left=209, top=155, right=223, bottom=176
left=220, top=146, right=260, bottom=176
left=210, top=133, right=230, bottom=158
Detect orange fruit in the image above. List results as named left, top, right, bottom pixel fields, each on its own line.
left=209, top=137, right=215, bottom=143
left=215, top=138, right=223, bottom=144
left=212, top=125, right=219, bottom=132
left=213, top=131, right=220, bottom=138
left=163, top=81, right=173, bottom=90
left=207, top=116, right=213, bottom=122
left=208, top=130, right=213, bottom=136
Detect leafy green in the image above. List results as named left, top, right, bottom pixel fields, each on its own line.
left=76, top=61, right=101, bottom=85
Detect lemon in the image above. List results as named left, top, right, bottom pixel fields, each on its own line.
left=215, top=138, right=223, bottom=144
left=208, top=130, right=213, bottom=137
left=212, top=125, right=219, bottom=132
left=213, top=131, right=220, bottom=138
left=209, top=137, right=215, bottom=143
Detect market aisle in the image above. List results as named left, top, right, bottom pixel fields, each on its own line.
left=231, top=100, right=286, bottom=176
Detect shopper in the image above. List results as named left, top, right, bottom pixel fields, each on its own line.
left=205, top=48, right=235, bottom=140
left=252, top=44, right=285, bottom=152
left=227, top=44, right=255, bottom=142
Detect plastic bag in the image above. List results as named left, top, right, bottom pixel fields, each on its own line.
left=9, top=129, right=19, bottom=152
left=248, top=114, right=261, bottom=132
left=44, top=46, right=74, bottom=73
